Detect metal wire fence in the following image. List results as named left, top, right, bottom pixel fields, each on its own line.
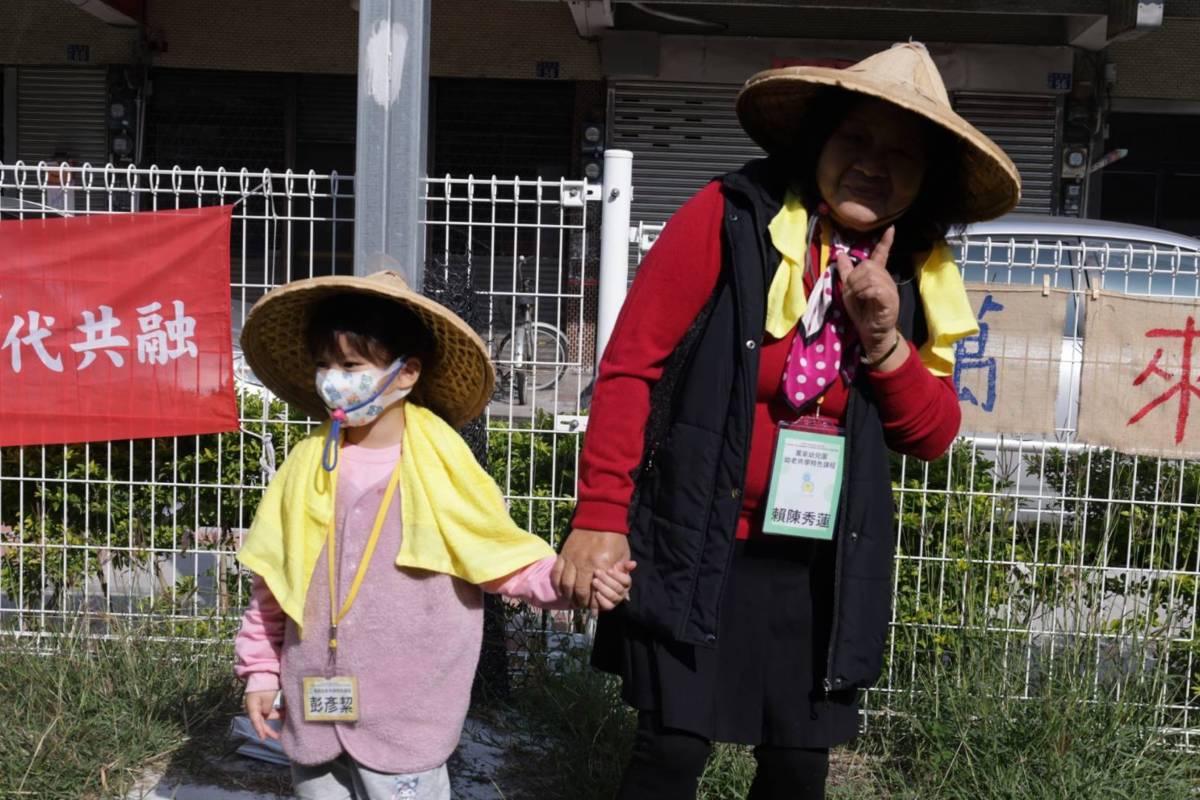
left=0, top=163, right=597, bottom=669
left=890, top=230, right=1199, bottom=746
left=2, top=159, right=1197, bottom=742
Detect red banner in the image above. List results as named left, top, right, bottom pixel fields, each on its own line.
left=0, top=206, right=238, bottom=447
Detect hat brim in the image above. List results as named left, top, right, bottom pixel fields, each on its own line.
left=240, top=275, right=495, bottom=428
left=737, top=67, right=1022, bottom=223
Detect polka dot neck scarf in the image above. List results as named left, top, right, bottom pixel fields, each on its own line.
left=782, top=219, right=877, bottom=412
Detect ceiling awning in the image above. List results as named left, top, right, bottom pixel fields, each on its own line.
left=62, top=0, right=143, bottom=27
left=556, top=0, right=1169, bottom=49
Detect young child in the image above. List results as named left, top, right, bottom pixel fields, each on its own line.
left=233, top=271, right=633, bottom=800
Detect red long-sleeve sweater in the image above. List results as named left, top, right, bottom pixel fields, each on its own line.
left=575, top=181, right=961, bottom=540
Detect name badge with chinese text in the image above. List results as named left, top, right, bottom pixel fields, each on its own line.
left=762, top=418, right=845, bottom=539
left=302, top=675, right=359, bottom=723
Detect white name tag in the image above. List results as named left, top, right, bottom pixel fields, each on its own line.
left=762, top=421, right=845, bottom=540
left=302, top=675, right=359, bottom=723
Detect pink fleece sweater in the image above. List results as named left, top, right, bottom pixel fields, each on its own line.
left=234, top=441, right=565, bottom=773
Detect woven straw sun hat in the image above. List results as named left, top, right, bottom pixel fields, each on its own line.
left=736, top=41, right=1021, bottom=222
left=240, top=270, right=494, bottom=428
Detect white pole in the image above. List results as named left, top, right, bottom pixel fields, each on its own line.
left=352, top=0, right=430, bottom=286
left=595, top=149, right=633, bottom=374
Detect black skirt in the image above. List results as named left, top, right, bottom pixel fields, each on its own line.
left=593, top=537, right=860, bottom=748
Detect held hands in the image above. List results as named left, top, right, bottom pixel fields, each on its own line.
left=245, top=689, right=283, bottom=742
left=553, top=528, right=633, bottom=610
left=590, top=558, right=637, bottom=611
left=834, top=225, right=908, bottom=369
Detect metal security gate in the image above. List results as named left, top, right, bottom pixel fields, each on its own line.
left=144, top=70, right=288, bottom=172
left=16, top=66, right=108, bottom=166
left=432, top=78, right=575, bottom=180
left=609, top=81, right=763, bottom=226
left=953, top=92, right=1062, bottom=215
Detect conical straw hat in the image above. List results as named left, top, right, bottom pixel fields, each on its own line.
left=737, top=42, right=1021, bottom=222
left=240, top=270, right=494, bottom=428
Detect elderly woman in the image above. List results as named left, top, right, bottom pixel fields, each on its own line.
left=554, top=43, right=1020, bottom=798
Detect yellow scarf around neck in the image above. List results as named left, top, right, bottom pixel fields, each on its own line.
left=236, top=402, right=555, bottom=634
left=764, top=191, right=979, bottom=377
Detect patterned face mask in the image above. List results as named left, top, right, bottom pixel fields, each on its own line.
left=316, top=358, right=411, bottom=428
left=316, top=357, right=410, bottom=471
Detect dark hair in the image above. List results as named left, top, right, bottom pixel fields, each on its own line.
left=779, top=87, right=972, bottom=275
left=305, top=293, right=433, bottom=365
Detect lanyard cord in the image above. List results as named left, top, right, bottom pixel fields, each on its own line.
left=325, top=454, right=403, bottom=653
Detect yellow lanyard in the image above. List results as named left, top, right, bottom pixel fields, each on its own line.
left=326, top=454, right=403, bottom=652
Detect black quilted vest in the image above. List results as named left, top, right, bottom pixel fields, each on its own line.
left=593, top=158, right=928, bottom=691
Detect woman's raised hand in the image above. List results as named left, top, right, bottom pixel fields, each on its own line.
left=835, top=225, right=908, bottom=370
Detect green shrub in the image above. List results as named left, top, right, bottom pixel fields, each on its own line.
left=889, top=443, right=1023, bottom=663
left=1028, top=447, right=1200, bottom=630
left=486, top=410, right=581, bottom=547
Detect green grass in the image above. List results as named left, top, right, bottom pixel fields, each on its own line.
left=499, top=660, right=635, bottom=799
left=0, top=620, right=243, bottom=799
left=502, top=637, right=1198, bottom=800
left=499, top=656, right=878, bottom=799
left=4, top=618, right=1195, bottom=799
left=859, top=636, right=1200, bottom=800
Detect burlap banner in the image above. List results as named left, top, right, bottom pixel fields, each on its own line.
left=953, top=286, right=1067, bottom=437
left=1078, top=292, right=1200, bottom=459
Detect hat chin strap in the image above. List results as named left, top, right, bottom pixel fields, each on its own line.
left=825, top=203, right=908, bottom=236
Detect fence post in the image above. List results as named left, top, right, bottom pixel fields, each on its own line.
left=595, top=149, right=634, bottom=372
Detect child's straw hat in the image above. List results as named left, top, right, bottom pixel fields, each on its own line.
left=240, top=270, right=494, bottom=427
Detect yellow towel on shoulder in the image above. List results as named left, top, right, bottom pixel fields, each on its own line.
left=764, top=192, right=978, bottom=376
left=236, top=402, right=555, bottom=633
left=915, top=242, right=979, bottom=376
left=765, top=194, right=828, bottom=339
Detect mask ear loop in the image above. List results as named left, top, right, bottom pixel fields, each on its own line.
left=320, top=358, right=408, bottom=472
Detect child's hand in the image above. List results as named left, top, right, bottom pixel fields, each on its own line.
left=591, top=560, right=637, bottom=612
left=245, top=689, right=283, bottom=741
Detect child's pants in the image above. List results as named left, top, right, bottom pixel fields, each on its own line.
left=291, top=755, right=450, bottom=800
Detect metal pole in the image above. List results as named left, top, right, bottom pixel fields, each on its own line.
left=595, top=149, right=633, bottom=372
left=352, top=0, right=430, bottom=286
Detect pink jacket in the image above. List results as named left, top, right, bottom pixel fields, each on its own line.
left=234, top=441, right=566, bottom=772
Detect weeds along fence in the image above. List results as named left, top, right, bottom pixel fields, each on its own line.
left=0, top=163, right=598, bottom=670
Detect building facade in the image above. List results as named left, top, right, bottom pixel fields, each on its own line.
left=0, top=0, right=602, bottom=179
left=1, top=0, right=1197, bottom=233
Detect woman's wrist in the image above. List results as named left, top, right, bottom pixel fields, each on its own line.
left=861, top=330, right=909, bottom=373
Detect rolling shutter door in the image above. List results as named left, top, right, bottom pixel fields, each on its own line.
left=609, top=81, right=763, bottom=226
left=952, top=92, right=1062, bottom=215
left=16, top=66, right=108, bottom=165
